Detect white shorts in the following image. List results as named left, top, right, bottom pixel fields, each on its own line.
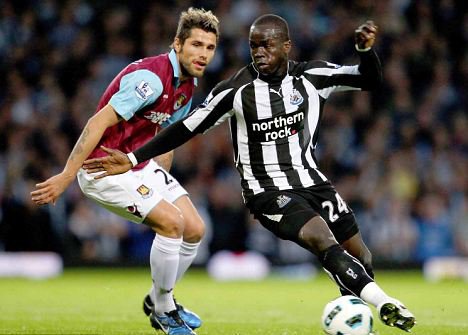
left=77, top=160, right=188, bottom=224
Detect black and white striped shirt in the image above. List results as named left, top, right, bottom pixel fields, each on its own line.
left=134, top=50, right=382, bottom=201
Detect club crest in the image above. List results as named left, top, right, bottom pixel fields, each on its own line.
left=289, top=89, right=304, bottom=105
left=276, top=194, right=291, bottom=208
left=136, top=184, right=153, bottom=198
left=173, top=93, right=187, bottom=110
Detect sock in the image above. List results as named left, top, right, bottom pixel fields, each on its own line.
left=319, top=244, right=373, bottom=297
left=176, top=241, right=200, bottom=282
left=148, top=240, right=201, bottom=303
left=359, top=282, right=391, bottom=308
left=363, top=263, right=375, bottom=279
left=150, top=234, right=182, bottom=314
left=340, top=258, right=374, bottom=296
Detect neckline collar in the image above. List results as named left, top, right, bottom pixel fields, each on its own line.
left=169, top=49, right=198, bottom=87
left=249, top=61, right=290, bottom=84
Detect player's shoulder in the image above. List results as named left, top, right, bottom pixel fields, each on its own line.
left=211, top=65, right=254, bottom=95
left=124, top=54, right=170, bottom=76
left=289, top=59, right=340, bottom=76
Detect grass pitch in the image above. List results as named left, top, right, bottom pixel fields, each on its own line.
left=0, top=268, right=467, bottom=334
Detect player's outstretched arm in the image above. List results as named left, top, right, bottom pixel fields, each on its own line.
left=83, top=119, right=196, bottom=179
left=31, top=104, right=120, bottom=205
left=82, top=146, right=133, bottom=179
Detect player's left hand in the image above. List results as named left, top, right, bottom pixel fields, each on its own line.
left=355, top=21, right=378, bottom=49
left=82, top=146, right=133, bottom=179
left=31, top=173, right=73, bottom=205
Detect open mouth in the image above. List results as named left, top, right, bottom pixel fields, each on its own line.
left=193, top=61, right=206, bottom=70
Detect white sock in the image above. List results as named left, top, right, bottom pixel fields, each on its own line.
left=360, top=282, right=391, bottom=308
left=176, top=241, right=200, bottom=282
left=148, top=240, right=201, bottom=303
left=150, top=234, right=182, bottom=314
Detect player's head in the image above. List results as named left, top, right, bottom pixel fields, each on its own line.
left=249, top=14, right=291, bottom=77
left=173, top=7, right=219, bottom=79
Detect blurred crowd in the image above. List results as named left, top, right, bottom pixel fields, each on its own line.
left=0, top=0, right=466, bottom=266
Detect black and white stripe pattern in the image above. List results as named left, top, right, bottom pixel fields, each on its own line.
left=183, top=51, right=381, bottom=201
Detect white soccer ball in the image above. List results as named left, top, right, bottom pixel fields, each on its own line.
left=321, top=296, right=374, bottom=335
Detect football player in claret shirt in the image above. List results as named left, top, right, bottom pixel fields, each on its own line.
left=82, top=14, right=416, bottom=333
left=32, top=8, right=219, bottom=335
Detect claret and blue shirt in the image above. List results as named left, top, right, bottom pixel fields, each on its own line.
left=87, top=49, right=196, bottom=169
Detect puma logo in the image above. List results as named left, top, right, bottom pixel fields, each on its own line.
left=159, top=288, right=174, bottom=294
left=269, top=87, right=283, bottom=97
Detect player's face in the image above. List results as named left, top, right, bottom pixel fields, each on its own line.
left=249, top=25, right=291, bottom=77
left=174, top=28, right=217, bottom=79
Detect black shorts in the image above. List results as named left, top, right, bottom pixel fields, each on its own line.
left=246, top=182, right=359, bottom=244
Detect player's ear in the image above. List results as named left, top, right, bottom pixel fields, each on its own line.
left=283, top=40, right=291, bottom=54
left=173, top=38, right=181, bottom=53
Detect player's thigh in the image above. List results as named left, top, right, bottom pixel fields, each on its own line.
left=173, top=195, right=205, bottom=242
left=246, top=191, right=317, bottom=242
left=305, top=183, right=359, bottom=244
left=144, top=161, right=203, bottom=239
left=77, top=168, right=165, bottom=224
left=145, top=160, right=188, bottom=204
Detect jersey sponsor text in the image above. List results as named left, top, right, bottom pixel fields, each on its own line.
left=251, top=110, right=304, bottom=142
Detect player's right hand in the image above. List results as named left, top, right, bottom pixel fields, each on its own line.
left=31, top=173, right=73, bottom=205
left=82, top=146, right=132, bottom=179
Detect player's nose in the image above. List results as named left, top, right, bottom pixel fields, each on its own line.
left=253, top=47, right=266, bottom=59
left=198, top=48, right=209, bottom=61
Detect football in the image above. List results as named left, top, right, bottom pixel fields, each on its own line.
left=321, top=295, right=374, bottom=335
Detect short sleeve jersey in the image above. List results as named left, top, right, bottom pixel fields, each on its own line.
left=88, top=50, right=196, bottom=169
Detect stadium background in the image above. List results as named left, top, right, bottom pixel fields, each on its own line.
left=0, top=0, right=466, bottom=270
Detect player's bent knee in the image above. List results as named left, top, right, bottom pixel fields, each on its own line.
left=299, top=216, right=337, bottom=254
left=183, top=215, right=205, bottom=242
left=163, top=211, right=185, bottom=236
left=173, top=195, right=205, bottom=241
left=300, top=233, right=331, bottom=255
left=145, top=200, right=185, bottom=237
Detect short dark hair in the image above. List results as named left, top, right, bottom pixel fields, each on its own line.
left=175, top=7, right=220, bottom=44
left=251, top=14, right=290, bottom=41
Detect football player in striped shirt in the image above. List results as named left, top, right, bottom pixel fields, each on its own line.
left=82, top=14, right=415, bottom=332
left=32, top=8, right=220, bottom=335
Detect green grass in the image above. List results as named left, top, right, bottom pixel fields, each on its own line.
left=0, top=268, right=467, bottom=334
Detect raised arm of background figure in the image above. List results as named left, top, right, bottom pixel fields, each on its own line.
left=31, top=104, right=121, bottom=205
left=82, top=120, right=196, bottom=179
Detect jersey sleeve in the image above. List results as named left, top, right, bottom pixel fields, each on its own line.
left=183, top=85, right=235, bottom=134
left=303, top=49, right=382, bottom=99
left=109, top=69, right=163, bottom=120
left=132, top=86, right=235, bottom=165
